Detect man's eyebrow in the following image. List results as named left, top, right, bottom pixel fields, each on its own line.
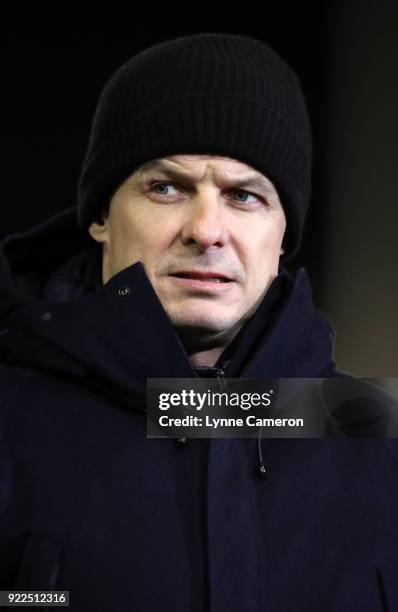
left=225, top=175, right=277, bottom=195
left=140, top=160, right=192, bottom=179
left=140, top=160, right=277, bottom=194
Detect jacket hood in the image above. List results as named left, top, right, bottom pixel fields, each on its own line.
left=0, top=207, right=336, bottom=411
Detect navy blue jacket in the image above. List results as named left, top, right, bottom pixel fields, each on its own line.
left=0, top=208, right=397, bottom=611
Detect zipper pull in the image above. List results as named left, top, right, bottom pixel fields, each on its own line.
left=215, top=367, right=228, bottom=392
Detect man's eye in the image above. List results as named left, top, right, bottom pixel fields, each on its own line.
left=151, top=182, right=179, bottom=196
left=229, top=189, right=260, bottom=204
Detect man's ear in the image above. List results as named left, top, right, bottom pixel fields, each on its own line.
left=88, top=207, right=110, bottom=244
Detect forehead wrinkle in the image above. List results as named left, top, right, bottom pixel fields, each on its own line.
left=140, top=158, right=201, bottom=181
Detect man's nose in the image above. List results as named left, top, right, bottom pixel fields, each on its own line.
left=180, top=192, right=228, bottom=251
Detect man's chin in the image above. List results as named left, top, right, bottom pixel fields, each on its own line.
left=166, top=311, right=244, bottom=347
left=167, top=310, right=233, bottom=334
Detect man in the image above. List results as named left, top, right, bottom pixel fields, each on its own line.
left=0, top=33, right=397, bottom=611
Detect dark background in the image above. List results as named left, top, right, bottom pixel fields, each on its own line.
left=3, top=4, right=397, bottom=375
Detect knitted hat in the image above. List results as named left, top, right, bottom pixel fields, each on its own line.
left=77, top=33, right=312, bottom=258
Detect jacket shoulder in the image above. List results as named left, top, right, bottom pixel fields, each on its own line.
left=323, top=373, right=398, bottom=464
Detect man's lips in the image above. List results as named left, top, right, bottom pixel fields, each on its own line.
left=168, top=270, right=233, bottom=283
left=166, top=270, right=235, bottom=292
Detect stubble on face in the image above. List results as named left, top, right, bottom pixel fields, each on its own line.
left=89, top=155, right=286, bottom=363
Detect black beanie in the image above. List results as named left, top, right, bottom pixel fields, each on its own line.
left=77, top=33, right=312, bottom=258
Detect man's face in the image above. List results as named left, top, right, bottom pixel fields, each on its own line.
left=89, top=155, right=286, bottom=347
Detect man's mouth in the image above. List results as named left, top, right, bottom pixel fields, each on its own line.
left=170, top=271, right=232, bottom=283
